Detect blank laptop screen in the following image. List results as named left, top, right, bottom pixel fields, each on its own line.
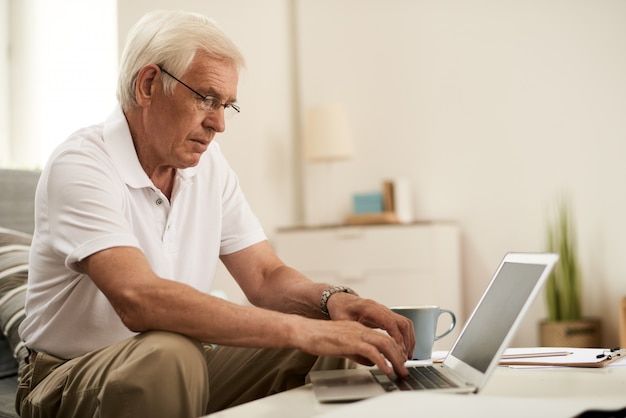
left=449, top=262, right=549, bottom=373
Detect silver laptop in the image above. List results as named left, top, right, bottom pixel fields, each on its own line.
left=309, top=252, right=559, bottom=402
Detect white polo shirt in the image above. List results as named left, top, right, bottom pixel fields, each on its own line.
left=19, top=105, right=266, bottom=359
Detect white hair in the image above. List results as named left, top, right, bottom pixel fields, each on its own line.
left=116, top=10, right=245, bottom=108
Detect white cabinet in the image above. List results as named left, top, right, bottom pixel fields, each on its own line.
left=273, top=222, right=462, bottom=350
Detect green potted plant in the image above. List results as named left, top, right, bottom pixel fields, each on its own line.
left=540, top=198, right=601, bottom=347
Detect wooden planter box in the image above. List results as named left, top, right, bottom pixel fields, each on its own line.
left=539, top=318, right=602, bottom=348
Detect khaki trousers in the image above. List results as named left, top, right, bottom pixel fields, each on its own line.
left=16, top=331, right=347, bottom=418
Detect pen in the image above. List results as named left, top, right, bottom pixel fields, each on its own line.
left=501, top=351, right=572, bottom=359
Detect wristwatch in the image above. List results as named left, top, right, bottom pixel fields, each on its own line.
left=320, top=286, right=358, bottom=317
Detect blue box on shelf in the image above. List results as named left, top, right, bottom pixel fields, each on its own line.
left=352, top=192, right=384, bottom=214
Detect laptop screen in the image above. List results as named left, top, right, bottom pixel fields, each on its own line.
left=449, top=261, right=549, bottom=373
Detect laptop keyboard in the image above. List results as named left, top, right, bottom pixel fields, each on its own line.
left=372, top=366, right=459, bottom=391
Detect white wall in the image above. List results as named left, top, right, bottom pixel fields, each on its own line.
left=116, top=1, right=626, bottom=346
left=296, top=0, right=626, bottom=347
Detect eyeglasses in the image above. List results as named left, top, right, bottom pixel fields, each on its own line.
left=159, top=67, right=240, bottom=118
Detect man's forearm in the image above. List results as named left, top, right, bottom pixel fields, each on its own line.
left=244, top=264, right=332, bottom=319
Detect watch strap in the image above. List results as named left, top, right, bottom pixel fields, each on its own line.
left=320, top=286, right=358, bottom=316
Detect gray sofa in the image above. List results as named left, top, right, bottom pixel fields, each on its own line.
left=0, top=169, right=41, bottom=418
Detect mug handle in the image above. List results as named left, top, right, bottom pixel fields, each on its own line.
left=434, top=309, right=456, bottom=341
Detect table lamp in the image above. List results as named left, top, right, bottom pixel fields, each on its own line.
left=302, top=105, right=354, bottom=225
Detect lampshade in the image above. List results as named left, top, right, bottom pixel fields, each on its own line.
left=303, top=105, right=354, bottom=162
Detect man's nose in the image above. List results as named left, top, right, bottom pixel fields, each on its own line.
left=203, top=109, right=226, bottom=133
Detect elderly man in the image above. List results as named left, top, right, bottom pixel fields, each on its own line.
left=17, top=10, right=414, bottom=418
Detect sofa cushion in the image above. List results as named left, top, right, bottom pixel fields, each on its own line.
left=0, top=228, right=31, bottom=377
left=0, top=169, right=39, bottom=235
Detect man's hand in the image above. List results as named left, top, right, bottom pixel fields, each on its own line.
left=291, top=316, right=411, bottom=378
left=323, top=292, right=416, bottom=376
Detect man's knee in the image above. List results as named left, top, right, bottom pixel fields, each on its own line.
left=136, top=331, right=204, bottom=363
left=99, top=331, right=209, bottom=418
left=128, top=331, right=208, bottom=385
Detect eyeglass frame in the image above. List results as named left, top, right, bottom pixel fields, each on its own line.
left=159, top=67, right=240, bottom=118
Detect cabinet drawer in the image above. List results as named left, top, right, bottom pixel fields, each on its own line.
left=302, top=270, right=458, bottom=309
left=274, top=225, right=442, bottom=272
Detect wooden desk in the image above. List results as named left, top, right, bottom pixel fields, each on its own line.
left=205, top=364, right=626, bottom=418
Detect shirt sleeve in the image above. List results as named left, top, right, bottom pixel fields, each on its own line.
left=45, top=130, right=141, bottom=272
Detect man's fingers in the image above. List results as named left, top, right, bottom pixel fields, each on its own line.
left=360, top=329, right=409, bottom=377
left=378, top=312, right=415, bottom=360
left=304, top=319, right=409, bottom=377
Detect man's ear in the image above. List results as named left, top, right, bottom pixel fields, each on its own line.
left=135, top=65, right=160, bottom=106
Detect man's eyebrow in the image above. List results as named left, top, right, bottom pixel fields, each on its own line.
left=201, top=86, right=237, bottom=104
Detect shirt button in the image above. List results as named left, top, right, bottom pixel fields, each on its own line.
left=156, top=198, right=163, bottom=205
